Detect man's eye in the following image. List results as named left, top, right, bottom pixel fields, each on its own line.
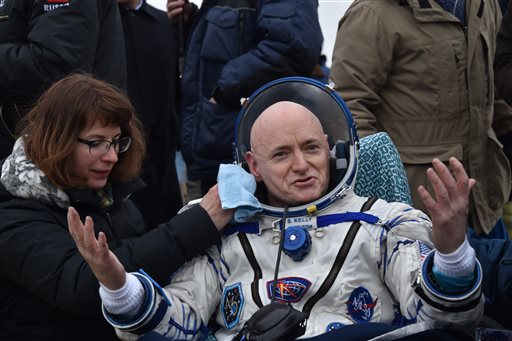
left=306, top=144, right=320, bottom=152
left=272, top=151, right=287, bottom=159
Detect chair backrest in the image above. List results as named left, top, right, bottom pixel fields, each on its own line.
left=354, top=132, right=412, bottom=205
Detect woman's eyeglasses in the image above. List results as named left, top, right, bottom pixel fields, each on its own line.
left=77, top=137, right=132, bottom=156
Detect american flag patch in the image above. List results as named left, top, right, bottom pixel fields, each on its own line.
left=418, top=241, right=432, bottom=259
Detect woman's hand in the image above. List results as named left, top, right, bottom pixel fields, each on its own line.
left=200, top=184, right=235, bottom=231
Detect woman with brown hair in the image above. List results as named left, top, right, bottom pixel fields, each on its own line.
left=0, top=73, right=232, bottom=341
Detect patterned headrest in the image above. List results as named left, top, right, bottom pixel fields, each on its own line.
left=354, top=132, right=412, bottom=205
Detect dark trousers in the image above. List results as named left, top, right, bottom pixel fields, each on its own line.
left=138, top=325, right=473, bottom=341
left=303, top=323, right=473, bottom=341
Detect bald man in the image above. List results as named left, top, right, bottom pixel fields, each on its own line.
left=245, top=101, right=331, bottom=207
left=71, top=101, right=484, bottom=340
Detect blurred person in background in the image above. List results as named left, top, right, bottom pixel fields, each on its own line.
left=0, top=0, right=127, bottom=160
left=330, top=0, right=512, bottom=237
left=167, top=0, right=323, bottom=199
left=118, top=0, right=183, bottom=226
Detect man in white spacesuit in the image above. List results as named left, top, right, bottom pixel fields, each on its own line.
left=69, top=79, right=483, bottom=340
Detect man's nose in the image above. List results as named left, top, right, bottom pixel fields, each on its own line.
left=292, top=151, right=309, bottom=171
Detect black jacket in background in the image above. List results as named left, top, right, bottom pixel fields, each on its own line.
left=0, top=0, right=127, bottom=159
left=119, top=1, right=182, bottom=225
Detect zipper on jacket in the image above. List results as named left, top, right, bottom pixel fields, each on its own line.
left=458, top=2, right=469, bottom=92
left=240, top=12, right=243, bottom=33
left=106, top=211, right=113, bottom=227
left=239, top=12, right=244, bottom=55
left=105, top=211, right=122, bottom=248
left=476, top=0, right=484, bottom=18
left=463, top=24, right=469, bottom=91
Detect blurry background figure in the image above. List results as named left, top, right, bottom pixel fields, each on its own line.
left=331, top=0, right=512, bottom=236
left=311, top=54, right=331, bottom=84
left=495, top=0, right=512, bottom=236
left=500, top=0, right=510, bottom=14
left=0, top=0, right=126, bottom=160
left=167, top=0, right=323, bottom=199
left=175, top=151, right=189, bottom=204
left=118, top=0, right=182, bottom=225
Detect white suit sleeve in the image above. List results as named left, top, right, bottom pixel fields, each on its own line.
left=380, top=203, right=483, bottom=329
left=102, top=246, right=224, bottom=340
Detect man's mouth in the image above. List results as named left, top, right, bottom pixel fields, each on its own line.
left=293, top=177, right=315, bottom=186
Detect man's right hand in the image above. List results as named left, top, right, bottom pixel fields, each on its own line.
left=167, top=0, right=192, bottom=21
left=67, top=207, right=127, bottom=291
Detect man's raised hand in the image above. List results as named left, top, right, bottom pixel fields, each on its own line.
left=67, top=207, right=127, bottom=290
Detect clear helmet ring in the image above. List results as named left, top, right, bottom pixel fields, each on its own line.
left=233, top=77, right=359, bottom=218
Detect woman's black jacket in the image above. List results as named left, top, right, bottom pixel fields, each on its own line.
left=0, top=177, right=220, bottom=341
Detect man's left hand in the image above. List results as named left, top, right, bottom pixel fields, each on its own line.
left=418, top=157, right=475, bottom=254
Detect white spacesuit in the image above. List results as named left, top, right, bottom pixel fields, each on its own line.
left=102, top=78, right=484, bottom=340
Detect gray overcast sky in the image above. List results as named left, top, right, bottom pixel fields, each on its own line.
left=146, top=0, right=353, bottom=66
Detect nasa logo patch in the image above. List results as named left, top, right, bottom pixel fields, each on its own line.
left=346, top=286, right=378, bottom=323
left=266, top=277, right=311, bottom=303
left=221, top=282, right=244, bottom=329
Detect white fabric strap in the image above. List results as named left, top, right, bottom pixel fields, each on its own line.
left=434, top=237, right=475, bottom=277
left=99, top=273, right=145, bottom=315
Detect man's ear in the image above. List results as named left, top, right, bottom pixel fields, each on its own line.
left=245, top=151, right=262, bottom=182
left=323, top=134, right=330, bottom=152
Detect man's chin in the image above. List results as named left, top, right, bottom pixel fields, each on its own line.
left=290, top=193, right=323, bottom=206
